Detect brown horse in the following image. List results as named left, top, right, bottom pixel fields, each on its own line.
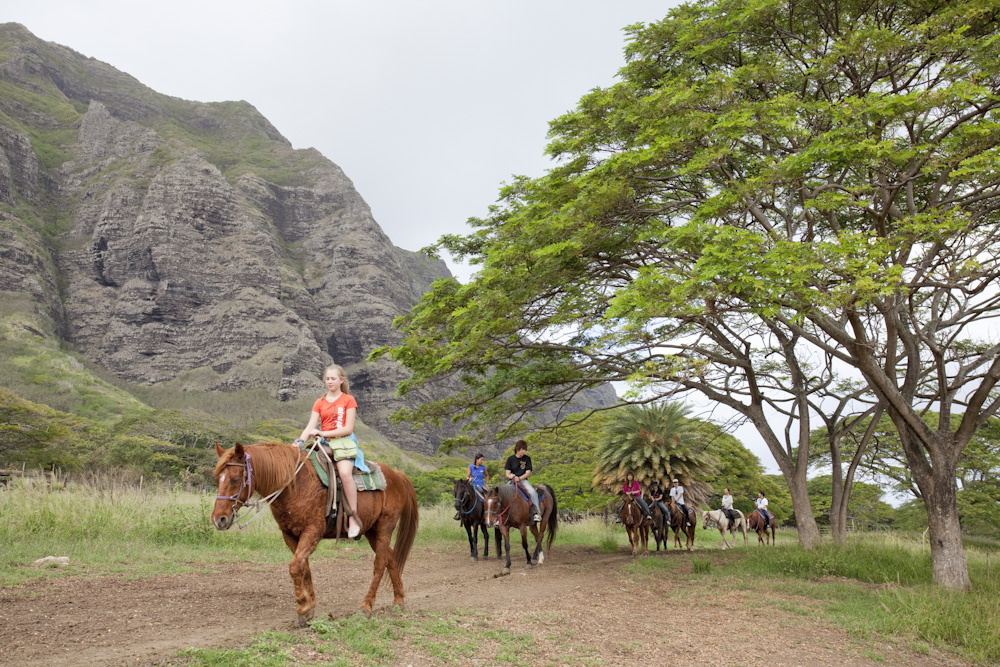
left=666, top=499, right=696, bottom=550
left=484, top=482, right=558, bottom=574
left=619, top=495, right=649, bottom=555
left=211, top=442, right=419, bottom=625
left=747, top=509, right=776, bottom=545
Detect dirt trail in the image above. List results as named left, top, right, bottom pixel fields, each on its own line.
left=0, top=544, right=967, bottom=666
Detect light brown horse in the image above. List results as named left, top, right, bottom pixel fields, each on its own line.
left=619, top=495, right=649, bottom=555
left=211, top=442, right=419, bottom=625
left=747, top=509, right=776, bottom=545
left=484, top=481, right=558, bottom=574
left=666, top=499, right=696, bottom=551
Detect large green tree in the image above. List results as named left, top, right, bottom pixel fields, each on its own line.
left=378, top=0, right=1000, bottom=589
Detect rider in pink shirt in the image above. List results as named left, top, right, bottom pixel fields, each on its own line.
left=621, top=472, right=653, bottom=519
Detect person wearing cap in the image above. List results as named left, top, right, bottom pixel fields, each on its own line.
left=670, top=478, right=692, bottom=527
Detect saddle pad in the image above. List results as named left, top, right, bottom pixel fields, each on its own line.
left=514, top=482, right=544, bottom=503
left=308, top=453, right=387, bottom=491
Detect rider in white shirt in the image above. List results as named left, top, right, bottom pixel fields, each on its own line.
left=670, top=478, right=691, bottom=527
left=721, top=488, right=737, bottom=527
left=755, top=491, right=771, bottom=528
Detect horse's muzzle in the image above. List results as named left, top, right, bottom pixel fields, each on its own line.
left=213, top=513, right=234, bottom=530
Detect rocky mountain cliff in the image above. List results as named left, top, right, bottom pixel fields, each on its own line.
left=0, top=24, right=617, bottom=455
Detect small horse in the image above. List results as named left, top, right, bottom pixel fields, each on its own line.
left=211, top=442, right=419, bottom=625
left=666, top=499, right=696, bottom=551
left=484, top=482, right=558, bottom=574
left=702, top=509, right=748, bottom=549
left=453, top=479, right=502, bottom=561
left=619, top=495, right=649, bottom=556
left=747, top=509, right=776, bottom=545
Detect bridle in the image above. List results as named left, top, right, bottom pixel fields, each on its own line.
left=216, top=453, right=257, bottom=510
left=454, top=481, right=479, bottom=515
left=214, top=439, right=319, bottom=529
left=484, top=493, right=507, bottom=527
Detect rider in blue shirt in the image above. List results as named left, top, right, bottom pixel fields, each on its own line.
left=454, top=453, right=490, bottom=520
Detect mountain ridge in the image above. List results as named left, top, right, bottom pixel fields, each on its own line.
left=0, top=23, right=618, bottom=456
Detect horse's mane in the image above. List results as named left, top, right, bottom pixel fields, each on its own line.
left=215, top=442, right=304, bottom=496
left=498, top=483, right=516, bottom=505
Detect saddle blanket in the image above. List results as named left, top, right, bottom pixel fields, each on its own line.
left=308, top=453, right=386, bottom=491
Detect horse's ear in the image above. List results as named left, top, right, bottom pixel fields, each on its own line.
left=215, top=442, right=225, bottom=457
left=234, top=442, right=246, bottom=458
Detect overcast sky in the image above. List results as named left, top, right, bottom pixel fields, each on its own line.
left=6, top=1, right=799, bottom=476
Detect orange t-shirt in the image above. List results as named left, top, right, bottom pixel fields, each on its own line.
left=311, top=393, right=358, bottom=432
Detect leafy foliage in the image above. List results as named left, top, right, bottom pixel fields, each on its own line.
left=378, top=0, right=1000, bottom=583
left=807, top=476, right=894, bottom=529
left=593, top=403, right=717, bottom=505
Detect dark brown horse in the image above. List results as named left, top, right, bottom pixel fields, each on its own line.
left=747, top=509, right=776, bottom=545
left=666, top=499, right=696, bottom=550
left=650, top=501, right=670, bottom=551
left=211, top=442, right=419, bottom=625
left=619, top=495, right=649, bottom=555
left=484, top=482, right=558, bottom=574
left=452, top=479, right=502, bottom=561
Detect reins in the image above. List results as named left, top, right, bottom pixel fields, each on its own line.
left=458, top=487, right=479, bottom=515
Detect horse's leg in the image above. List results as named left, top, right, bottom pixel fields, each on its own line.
left=501, top=526, right=512, bottom=574
left=520, top=525, right=532, bottom=567
left=494, top=526, right=504, bottom=561
left=282, top=529, right=321, bottom=627
left=480, top=522, right=490, bottom=559
left=464, top=521, right=477, bottom=561
left=529, top=521, right=543, bottom=564
left=361, top=519, right=402, bottom=616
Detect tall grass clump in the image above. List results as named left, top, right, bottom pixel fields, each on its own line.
left=0, top=476, right=287, bottom=585
left=735, top=533, right=932, bottom=585
left=415, top=504, right=469, bottom=546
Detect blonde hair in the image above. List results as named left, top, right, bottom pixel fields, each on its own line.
left=323, top=364, right=351, bottom=395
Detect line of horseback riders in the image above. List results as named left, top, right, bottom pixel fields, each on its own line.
left=617, top=473, right=774, bottom=531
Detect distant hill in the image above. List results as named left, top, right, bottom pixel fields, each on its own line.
left=0, top=23, right=618, bottom=456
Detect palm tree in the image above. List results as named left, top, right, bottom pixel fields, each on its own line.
left=594, top=403, right=717, bottom=506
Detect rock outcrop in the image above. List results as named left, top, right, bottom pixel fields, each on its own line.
left=0, top=23, right=617, bottom=454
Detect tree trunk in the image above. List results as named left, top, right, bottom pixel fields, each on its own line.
left=829, top=488, right=849, bottom=545
left=786, top=473, right=822, bottom=549
left=924, top=469, right=970, bottom=591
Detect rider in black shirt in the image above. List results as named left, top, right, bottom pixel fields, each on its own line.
left=505, top=439, right=541, bottom=523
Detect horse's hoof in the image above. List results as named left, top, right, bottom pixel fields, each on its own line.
left=500, top=567, right=511, bottom=576
left=296, top=608, right=315, bottom=628
left=392, top=603, right=405, bottom=615
left=470, top=556, right=478, bottom=562
left=360, top=608, right=372, bottom=619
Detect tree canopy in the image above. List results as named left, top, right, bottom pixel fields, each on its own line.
left=377, top=0, right=1000, bottom=589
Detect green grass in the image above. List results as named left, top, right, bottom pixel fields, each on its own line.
left=3, top=482, right=999, bottom=665
left=712, top=533, right=1000, bottom=665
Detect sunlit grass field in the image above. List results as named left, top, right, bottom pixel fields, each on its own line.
left=2, top=479, right=998, bottom=664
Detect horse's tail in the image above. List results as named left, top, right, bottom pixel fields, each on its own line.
left=541, top=484, right=558, bottom=550
left=392, top=469, right=420, bottom=574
